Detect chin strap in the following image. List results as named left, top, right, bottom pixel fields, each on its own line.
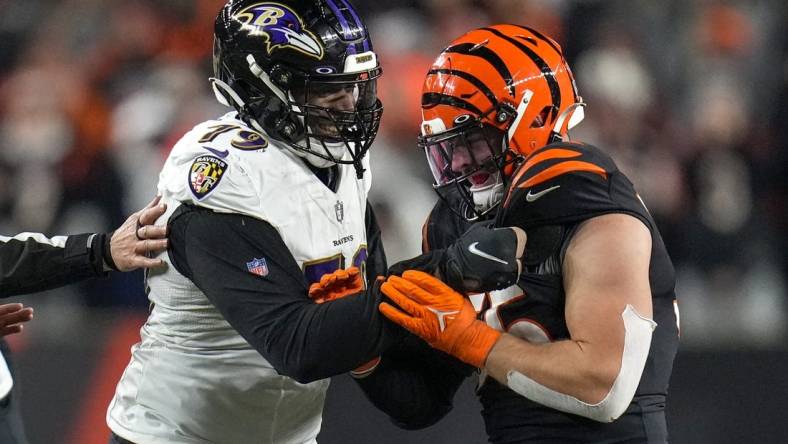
left=246, top=54, right=288, bottom=104
left=507, top=89, right=534, bottom=143
left=210, top=77, right=244, bottom=108
left=209, top=76, right=268, bottom=134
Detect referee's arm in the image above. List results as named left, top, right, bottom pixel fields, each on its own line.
left=0, top=232, right=110, bottom=297
left=0, top=196, right=168, bottom=297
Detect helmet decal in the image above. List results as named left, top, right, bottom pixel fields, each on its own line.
left=233, top=2, right=324, bottom=59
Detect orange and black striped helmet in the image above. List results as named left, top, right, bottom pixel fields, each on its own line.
left=418, top=24, right=584, bottom=219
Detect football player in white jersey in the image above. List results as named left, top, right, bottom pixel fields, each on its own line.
left=106, top=2, right=526, bottom=444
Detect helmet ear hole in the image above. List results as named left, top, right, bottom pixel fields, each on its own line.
left=530, top=105, right=554, bottom=128
left=270, top=65, right=292, bottom=89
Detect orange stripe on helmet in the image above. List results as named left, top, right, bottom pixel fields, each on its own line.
left=428, top=68, right=499, bottom=110
left=445, top=42, right=515, bottom=97
left=482, top=27, right=561, bottom=123
left=518, top=160, right=607, bottom=189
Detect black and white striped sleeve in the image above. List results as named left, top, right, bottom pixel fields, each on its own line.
left=0, top=232, right=110, bottom=297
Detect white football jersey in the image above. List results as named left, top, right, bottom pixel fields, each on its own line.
left=107, top=112, right=371, bottom=444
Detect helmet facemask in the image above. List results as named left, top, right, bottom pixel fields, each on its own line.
left=420, top=115, right=514, bottom=221
left=288, top=69, right=383, bottom=172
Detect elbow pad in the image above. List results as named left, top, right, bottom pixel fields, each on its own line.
left=506, top=305, right=656, bottom=422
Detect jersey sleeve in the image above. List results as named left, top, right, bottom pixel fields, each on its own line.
left=354, top=334, right=473, bottom=429
left=168, top=204, right=403, bottom=383
left=0, top=232, right=108, bottom=297
left=498, top=142, right=653, bottom=231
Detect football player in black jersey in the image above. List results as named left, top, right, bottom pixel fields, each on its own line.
left=356, top=24, right=679, bottom=443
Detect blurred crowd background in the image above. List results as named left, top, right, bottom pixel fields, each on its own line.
left=1, top=0, right=786, bottom=443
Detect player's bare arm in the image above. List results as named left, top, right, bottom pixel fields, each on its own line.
left=380, top=213, right=655, bottom=422
left=484, top=213, right=653, bottom=410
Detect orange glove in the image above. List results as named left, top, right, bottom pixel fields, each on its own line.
left=379, top=270, right=501, bottom=368
left=308, top=267, right=363, bottom=304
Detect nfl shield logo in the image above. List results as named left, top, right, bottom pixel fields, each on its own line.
left=334, top=200, right=344, bottom=223
left=246, top=258, right=269, bottom=277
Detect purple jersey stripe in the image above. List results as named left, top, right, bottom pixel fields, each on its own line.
left=324, top=0, right=357, bottom=55
left=338, top=0, right=371, bottom=52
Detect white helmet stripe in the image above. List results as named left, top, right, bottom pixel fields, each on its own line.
left=507, top=89, right=534, bottom=142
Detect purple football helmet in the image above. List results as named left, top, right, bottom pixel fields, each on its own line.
left=212, top=0, right=383, bottom=176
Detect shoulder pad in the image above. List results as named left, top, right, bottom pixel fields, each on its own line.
left=499, top=142, right=637, bottom=228
left=157, top=122, right=263, bottom=219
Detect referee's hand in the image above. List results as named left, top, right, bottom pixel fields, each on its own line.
left=110, top=196, right=169, bottom=272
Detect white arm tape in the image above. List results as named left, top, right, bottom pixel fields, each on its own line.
left=505, top=305, right=656, bottom=423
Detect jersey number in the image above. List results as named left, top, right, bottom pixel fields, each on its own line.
left=302, top=245, right=368, bottom=288
left=481, top=288, right=552, bottom=344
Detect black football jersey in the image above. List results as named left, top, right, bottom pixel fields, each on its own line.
left=429, top=141, right=679, bottom=443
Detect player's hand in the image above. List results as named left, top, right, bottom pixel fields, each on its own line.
left=110, top=196, right=169, bottom=272
left=379, top=270, right=501, bottom=368
left=0, top=303, right=34, bottom=337
left=308, top=266, right=363, bottom=304
left=442, top=224, right=527, bottom=293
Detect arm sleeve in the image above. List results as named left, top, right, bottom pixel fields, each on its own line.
left=355, top=334, right=473, bottom=429
left=168, top=205, right=403, bottom=384
left=0, top=232, right=109, bottom=297
left=354, top=212, right=474, bottom=429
